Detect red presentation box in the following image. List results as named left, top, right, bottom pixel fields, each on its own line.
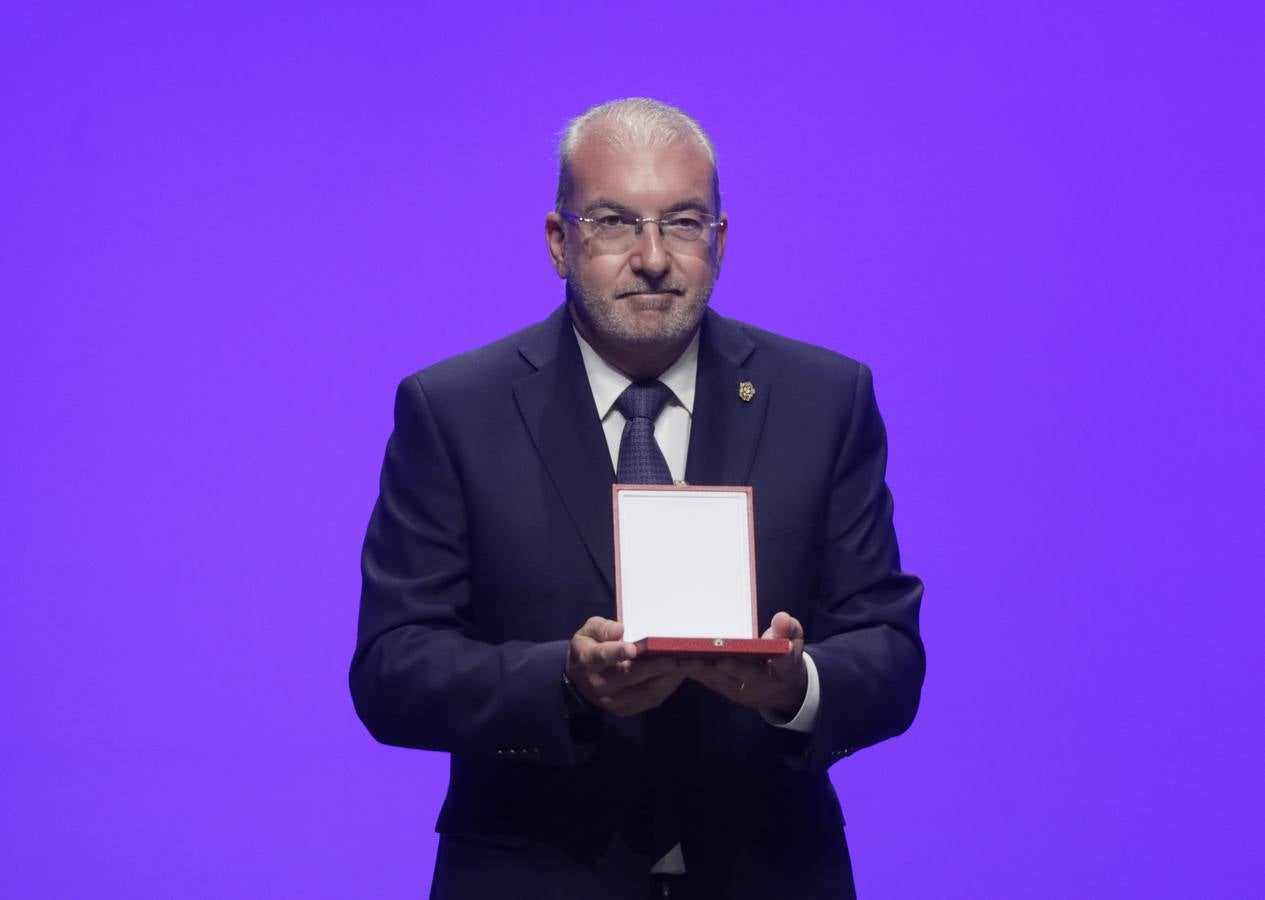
left=614, top=485, right=791, bottom=658
left=634, top=636, right=793, bottom=659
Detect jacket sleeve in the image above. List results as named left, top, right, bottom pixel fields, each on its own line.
left=799, top=362, right=926, bottom=774
left=348, top=374, right=593, bottom=766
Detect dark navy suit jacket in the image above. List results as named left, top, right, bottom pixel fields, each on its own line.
left=350, top=304, right=924, bottom=899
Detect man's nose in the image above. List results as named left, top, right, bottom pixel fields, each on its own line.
left=629, top=222, right=670, bottom=277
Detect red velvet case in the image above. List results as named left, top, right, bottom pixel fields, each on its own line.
left=633, top=636, right=792, bottom=658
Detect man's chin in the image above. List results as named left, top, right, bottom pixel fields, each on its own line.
left=620, top=292, right=679, bottom=312
left=568, top=280, right=708, bottom=349
left=609, top=311, right=701, bottom=346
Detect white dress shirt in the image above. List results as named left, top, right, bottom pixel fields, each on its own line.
left=573, top=327, right=822, bottom=874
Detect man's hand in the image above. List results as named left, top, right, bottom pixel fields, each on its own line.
left=566, top=617, right=686, bottom=716
left=684, top=611, right=809, bottom=719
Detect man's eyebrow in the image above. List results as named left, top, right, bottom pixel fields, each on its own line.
left=582, top=197, right=716, bottom=216
left=661, top=198, right=715, bottom=216
left=582, top=198, right=638, bottom=216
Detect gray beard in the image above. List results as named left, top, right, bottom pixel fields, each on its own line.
left=564, top=276, right=712, bottom=348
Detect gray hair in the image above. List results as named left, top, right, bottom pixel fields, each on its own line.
left=555, top=98, right=721, bottom=214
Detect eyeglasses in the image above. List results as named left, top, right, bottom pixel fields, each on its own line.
left=560, top=210, right=724, bottom=253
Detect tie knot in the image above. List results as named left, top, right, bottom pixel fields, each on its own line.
left=615, top=380, right=673, bottom=422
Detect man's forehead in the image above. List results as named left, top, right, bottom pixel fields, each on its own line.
left=569, top=135, right=715, bottom=209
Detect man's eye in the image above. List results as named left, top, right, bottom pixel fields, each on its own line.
left=596, top=215, right=627, bottom=228
left=667, top=216, right=702, bottom=229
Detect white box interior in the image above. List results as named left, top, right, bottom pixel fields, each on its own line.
left=615, top=488, right=755, bottom=643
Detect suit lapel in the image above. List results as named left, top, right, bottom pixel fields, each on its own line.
left=511, top=306, right=769, bottom=591
left=685, top=310, right=769, bottom=486
left=513, top=306, right=617, bottom=593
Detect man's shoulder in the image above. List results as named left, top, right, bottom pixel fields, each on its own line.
left=713, top=311, right=866, bottom=381
left=403, top=310, right=561, bottom=396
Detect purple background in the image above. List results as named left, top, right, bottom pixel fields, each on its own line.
left=4, top=3, right=1262, bottom=897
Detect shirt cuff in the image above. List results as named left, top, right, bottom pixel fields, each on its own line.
left=760, top=649, right=820, bottom=733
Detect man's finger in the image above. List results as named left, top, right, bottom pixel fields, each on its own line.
left=588, top=639, right=635, bottom=669
left=688, top=661, right=742, bottom=692
left=769, top=611, right=804, bottom=642
left=589, top=657, right=678, bottom=692
left=612, top=670, right=680, bottom=702
left=687, top=664, right=749, bottom=703
left=612, top=656, right=679, bottom=686
left=576, top=616, right=623, bottom=643
left=606, top=671, right=687, bottom=715
left=767, top=649, right=802, bottom=678
left=713, top=657, right=764, bottom=682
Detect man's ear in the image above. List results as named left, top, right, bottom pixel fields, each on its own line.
left=545, top=213, right=568, bottom=278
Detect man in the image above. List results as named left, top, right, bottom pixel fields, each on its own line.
left=351, top=98, right=924, bottom=899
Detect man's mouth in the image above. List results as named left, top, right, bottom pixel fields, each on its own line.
left=618, top=288, right=683, bottom=299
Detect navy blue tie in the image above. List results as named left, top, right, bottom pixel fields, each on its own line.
left=615, top=381, right=674, bottom=484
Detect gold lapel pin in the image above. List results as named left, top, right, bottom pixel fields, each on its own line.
left=738, top=381, right=756, bottom=402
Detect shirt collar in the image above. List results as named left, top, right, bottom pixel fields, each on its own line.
left=574, top=326, right=699, bottom=419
